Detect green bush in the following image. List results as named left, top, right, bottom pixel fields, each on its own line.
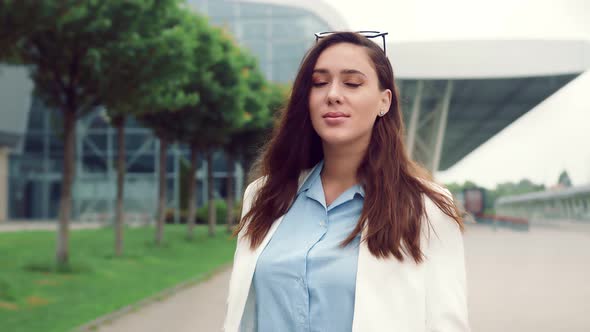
left=233, top=201, right=242, bottom=220
left=197, top=199, right=227, bottom=224
left=165, top=199, right=243, bottom=225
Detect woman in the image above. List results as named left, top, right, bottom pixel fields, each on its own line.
left=224, top=32, right=470, bottom=332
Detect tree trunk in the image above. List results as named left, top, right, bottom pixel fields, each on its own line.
left=206, top=149, right=216, bottom=237
left=186, top=144, right=198, bottom=240
left=226, top=151, right=235, bottom=233
left=155, top=138, right=168, bottom=246
left=114, top=116, right=126, bottom=256
left=56, top=109, right=76, bottom=267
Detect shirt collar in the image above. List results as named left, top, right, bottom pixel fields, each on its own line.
left=297, top=160, right=324, bottom=195
left=355, top=184, right=366, bottom=198
left=296, top=160, right=365, bottom=199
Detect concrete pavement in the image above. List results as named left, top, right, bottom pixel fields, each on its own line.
left=466, top=222, right=590, bottom=332
left=0, top=221, right=108, bottom=232
left=95, top=267, right=231, bottom=332
left=81, top=220, right=590, bottom=332
left=0, top=220, right=148, bottom=232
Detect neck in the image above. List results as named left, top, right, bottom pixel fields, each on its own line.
left=321, top=139, right=368, bottom=186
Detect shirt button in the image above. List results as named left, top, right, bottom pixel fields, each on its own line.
left=319, top=220, right=326, bottom=227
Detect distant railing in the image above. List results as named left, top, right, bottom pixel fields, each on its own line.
left=476, top=214, right=529, bottom=231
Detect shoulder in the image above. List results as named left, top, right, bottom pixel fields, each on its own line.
left=237, top=176, right=268, bottom=237
left=243, top=176, right=267, bottom=200
left=419, top=183, right=470, bottom=330
left=419, top=180, right=462, bottom=244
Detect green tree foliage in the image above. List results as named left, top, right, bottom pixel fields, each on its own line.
left=445, top=182, right=463, bottom=196
left=446, top=178, right=546, bottom=216
left=174, top=25, right=253, bottom=238
left=222, top=53, right=271, bottom=232
left=221, top=81, right=288, bottom=232
left=0, top=0, right=196, bottom=266
left=0, top=0, right=67, bottom=61
left=97, top=1, right=197, bottom=255
left=494, top=179, right=546, bottom=197
left=237, top=82, right=289, bottom=173
left=558, top=170, right=572, bottom=187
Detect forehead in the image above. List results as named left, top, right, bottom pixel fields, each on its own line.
left=314, top=43, right=376, bottom=75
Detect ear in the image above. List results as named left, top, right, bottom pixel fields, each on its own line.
left=379, top=89, right=392, bottom=115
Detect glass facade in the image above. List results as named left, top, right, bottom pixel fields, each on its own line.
left=7, top=0, right=335, bottom=220
left=190, top=0, right=330, bottom=83
left=9, top=105, right=243, bottom=220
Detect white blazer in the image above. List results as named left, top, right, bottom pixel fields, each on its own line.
left=223, top=166, right=470, bottom=332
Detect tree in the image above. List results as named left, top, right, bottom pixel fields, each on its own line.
left=99, top=1, right=196, bottom=255
left=445, top=182, right=463, bottom=196
left=558, top=170, right=572, bottom=187
left=176, top=28, right=250, bottom=238
left=494, top=179, right=545, bottom=197
left=128, top=12, right=204, bottom=247
left=138, top=109, right=192, bottom=246
left=221, top=81, right=289, bottom=232
left=222, top=54, right=270, bottom=232
left=0, top=0, right=63, bottom=62
left=172, top=16, right=229, bottom=240
left=1, top=0, right=181, bottom=266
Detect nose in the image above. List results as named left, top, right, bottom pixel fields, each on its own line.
left=326, top=83, right=343, bottom=105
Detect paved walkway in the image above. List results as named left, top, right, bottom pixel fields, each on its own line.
left=96, top=267, right=231, bottom=332
left=0, top=221, right=108, bottom=232
left=466, top=222, right=590, bottom=332
left=0, top=220, right=147, bottom=232
left=80, top=220, right=590, bottom=331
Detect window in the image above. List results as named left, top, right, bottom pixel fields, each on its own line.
left=240, top=3, right=269, bottom=18
left=207, top=0, right=236, bottom=19
left=241, top=20, right=269, bottom=41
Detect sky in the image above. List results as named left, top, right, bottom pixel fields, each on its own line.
left=321, top=0, right=590, bottom=188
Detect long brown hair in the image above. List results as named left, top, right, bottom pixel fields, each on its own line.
left=235, top=32, right=463, bottom=264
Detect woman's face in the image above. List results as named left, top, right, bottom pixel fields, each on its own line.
left=309, top=43, right=391, bottom=148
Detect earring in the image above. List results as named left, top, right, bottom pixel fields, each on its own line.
left=379, top=109, right=385, bottom=117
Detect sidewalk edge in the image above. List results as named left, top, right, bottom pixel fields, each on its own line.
left=73, top=263, right=232, bottom=332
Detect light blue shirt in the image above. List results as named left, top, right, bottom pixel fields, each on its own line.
left=253, top=161, right=364, bottom=332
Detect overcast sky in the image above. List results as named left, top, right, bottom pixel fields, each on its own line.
left=322, top=0, right=590, bottom=188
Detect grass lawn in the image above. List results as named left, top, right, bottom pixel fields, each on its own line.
left=0, top=225, right=236, bottom=332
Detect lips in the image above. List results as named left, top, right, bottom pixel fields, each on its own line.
left=323, top=112, right=350, bottom=118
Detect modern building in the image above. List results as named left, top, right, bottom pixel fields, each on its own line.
left=2, top=1, right=590, bottom=222
left=189, top=0, right=348, bottom=82
left=0, top=0, right=347, bottom=221
left=0, top=65, right=33, bottom=221
left=392, top=39, right=590, bottom=173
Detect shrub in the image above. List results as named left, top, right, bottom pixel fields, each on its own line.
left=165, top=199, right=243, bottom=225
left=197, top=199, right=227, bottom=224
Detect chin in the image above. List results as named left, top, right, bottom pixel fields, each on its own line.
left=317, top=131, right=358, bottom=146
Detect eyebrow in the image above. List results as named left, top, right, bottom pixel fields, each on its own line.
left=312, top=68, right=367, bottom=77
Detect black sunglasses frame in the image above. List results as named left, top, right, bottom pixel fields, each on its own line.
left=314, top=31, right=389, bottom=55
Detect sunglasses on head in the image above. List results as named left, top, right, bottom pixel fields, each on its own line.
left=314, top=31, right=388, bottom=56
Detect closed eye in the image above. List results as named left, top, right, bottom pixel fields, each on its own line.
left=345, top=83, right=362, bottom=88
left=312, top=82, right=328, bottom=87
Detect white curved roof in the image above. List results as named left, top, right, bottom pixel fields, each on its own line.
left=389, top=39, right=590, bottom=79
left=236, top=0, right=349, bottom=31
